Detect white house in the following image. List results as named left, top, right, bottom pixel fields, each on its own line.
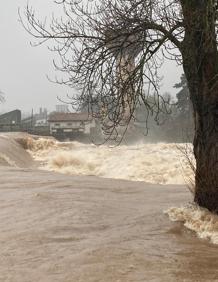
left=48, top=112, right=95, bottom=137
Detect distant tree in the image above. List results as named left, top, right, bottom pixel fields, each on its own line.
left=21, top=1, right=218, bottom=212
left=174, top=74, right=191, bottom=115
left=170, top=74, right=194, bottom=141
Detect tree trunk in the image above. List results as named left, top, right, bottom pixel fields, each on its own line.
left=181, top=0, right=218, bottom=212
left=192, top=94, right=218, bottom=212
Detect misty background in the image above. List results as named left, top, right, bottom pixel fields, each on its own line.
left=0, top=0, right=182, bottom=114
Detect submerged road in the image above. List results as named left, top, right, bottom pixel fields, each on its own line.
left=0, top=167, right=217, bottom=282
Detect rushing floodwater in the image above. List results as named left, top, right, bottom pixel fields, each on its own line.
left=21, top=135, right=194, bottom=185
left=0, top=133, right=218, bottom=281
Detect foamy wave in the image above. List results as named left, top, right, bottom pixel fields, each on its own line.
left=50, top=152, right=96, bottom=175
left=25, top=136, right=194, bottom=185
left=16, top=136, right=56, bottom=151
left=0, top=153, right=17, bottom=167
left=165, top=205, right=218, bottom=244
left=0, top=134, right=34, bottom=168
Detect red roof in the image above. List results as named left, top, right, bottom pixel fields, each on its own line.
left=48, top=112, right=92, bottom=122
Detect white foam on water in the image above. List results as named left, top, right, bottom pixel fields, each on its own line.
left=26, top=137, right=194, bottom=185
left=0, top=153, right=17, bottom=167
left=165, top=205, right=218, bottom=244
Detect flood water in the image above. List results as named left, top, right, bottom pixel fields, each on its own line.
left=0, top=133, right=218, bottom=282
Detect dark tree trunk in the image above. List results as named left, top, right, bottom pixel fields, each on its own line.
left=193, top=102, right=218, bottom=212
left=181, top=0, right=218, bottom=212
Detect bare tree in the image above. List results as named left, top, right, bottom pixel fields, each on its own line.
left=20, top=0, right=218, bottom=212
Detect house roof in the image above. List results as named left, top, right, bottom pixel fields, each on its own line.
left=48, top=112, right=92, bottom=122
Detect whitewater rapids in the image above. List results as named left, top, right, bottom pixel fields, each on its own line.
left=19, top=136, right=194, bottom=185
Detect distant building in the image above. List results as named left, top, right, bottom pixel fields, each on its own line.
left=35, top=108, right=48, bottom=126
left=48, top=112, right=96, bottom=138
left=21, top=108, right=48, bottom=128
left=21, top=108, right=49, bottom=135
left=21, top=115, right=34, bottom=130
left=56, top=104, right=69, bottom=113
left=0, top=110, right=21, bottom=131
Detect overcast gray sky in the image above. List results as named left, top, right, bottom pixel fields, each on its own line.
left=0, top=0, right=182, bottom=114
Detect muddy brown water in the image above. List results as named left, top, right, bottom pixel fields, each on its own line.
left=0, top=167, right=218, bottom=282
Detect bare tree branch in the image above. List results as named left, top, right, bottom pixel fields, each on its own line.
left=19, top=0, right=184, bottom=141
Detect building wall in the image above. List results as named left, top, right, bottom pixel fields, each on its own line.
left=0, top=110, right=21, bottom=132
left=0, top=110, right=21, bottom=125
left=50, top=121, right=85, bottom=134
left=49, top=120, right=95, bottom=135
left=84, top=119, right=96, bottom=134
